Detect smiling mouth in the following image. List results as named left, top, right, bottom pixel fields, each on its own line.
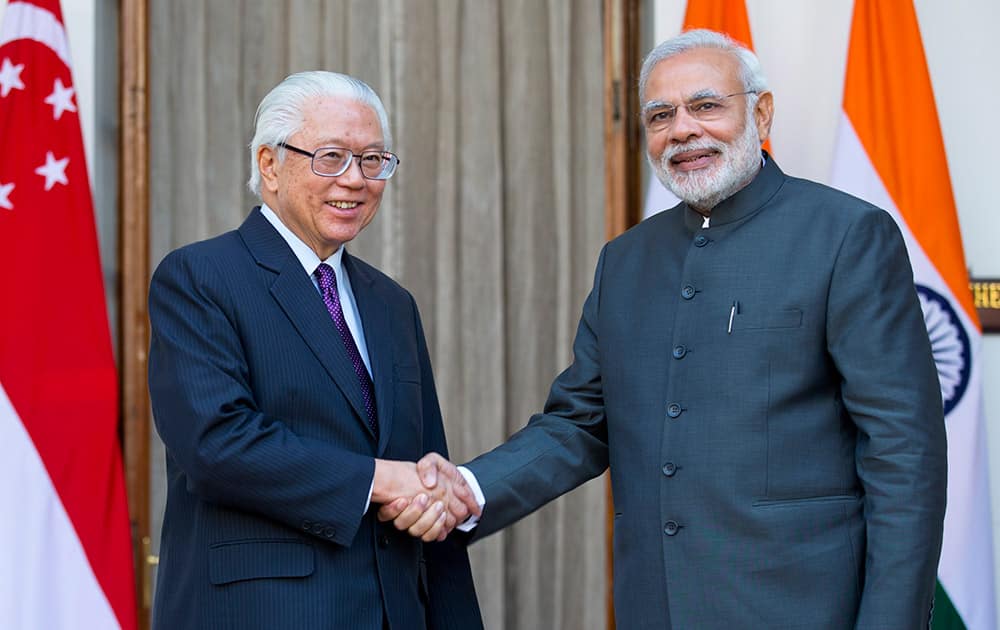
left=328, top=201, right=360, bottom=209
left=666, top=148, right=722, bottom=173
left=670, top=149, right=719, bottom=165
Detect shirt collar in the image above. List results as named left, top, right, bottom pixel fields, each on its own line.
left=260, top=203, right=344, bottom=276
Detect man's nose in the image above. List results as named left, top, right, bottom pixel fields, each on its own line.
left=669, top=106, right=703, bottom=143
left=336, top=156, right=367, bottom=187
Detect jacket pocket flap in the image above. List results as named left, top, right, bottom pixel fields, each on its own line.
left=394, top=363, right=421, bottom=383
left=208, top=539, right=315, bottom=585
left=734, top=308, right=803, bottom=331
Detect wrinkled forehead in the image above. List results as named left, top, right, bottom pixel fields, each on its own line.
left=298, top=95, right=385, bottom=146
left=642, top=48, right=743, bottom=106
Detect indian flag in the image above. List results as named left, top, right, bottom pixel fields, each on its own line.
left=644, top=0, right=767, bottom=219
left=830, top=1, right=996, bottom=628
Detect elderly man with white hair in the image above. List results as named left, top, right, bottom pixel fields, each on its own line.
left=148, top=70, right=483, bottom=630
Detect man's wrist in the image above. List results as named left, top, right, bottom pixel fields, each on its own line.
left=371, top=458, right=407, bottom=504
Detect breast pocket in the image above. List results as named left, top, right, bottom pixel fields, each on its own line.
left=731, top=307, right=803, bottom=331
left=391, top=364, right=424, bottom=454
left=394, top=363, right=421, bottom=384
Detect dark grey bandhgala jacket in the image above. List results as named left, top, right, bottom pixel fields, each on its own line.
left=466, top=156, right=946, bottom=630
left=149, top=208, right=482, bottom=630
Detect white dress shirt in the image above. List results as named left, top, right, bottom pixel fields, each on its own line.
left=261, top=204, right=372, bottom=376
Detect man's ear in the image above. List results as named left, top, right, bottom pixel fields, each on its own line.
left=257, top=145, right=279, bottom=193
left=754, top=91, right=774, bottom=144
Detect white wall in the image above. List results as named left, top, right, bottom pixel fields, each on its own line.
left=654, top=0, right=1000, bottom=609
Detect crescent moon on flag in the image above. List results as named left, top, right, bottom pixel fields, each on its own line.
left=0, top=2, right=71, bottom=68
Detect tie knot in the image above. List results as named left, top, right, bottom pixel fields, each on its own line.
left=314, top=263, right=337, bottom=293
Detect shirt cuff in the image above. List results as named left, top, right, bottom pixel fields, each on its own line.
left=364, top=477, right=374, bottom=514
left=456, top=466, right=486, bottom=532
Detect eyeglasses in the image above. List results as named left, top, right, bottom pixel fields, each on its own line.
left=277, top=142, right=400, bottom=180
left=642, top=91, right=757, bottom=132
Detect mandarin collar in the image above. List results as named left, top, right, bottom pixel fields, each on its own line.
left=683, top=151, right=785, bottom=232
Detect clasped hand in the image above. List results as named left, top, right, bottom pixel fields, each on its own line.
left=372, top=453, right=479, bottom=542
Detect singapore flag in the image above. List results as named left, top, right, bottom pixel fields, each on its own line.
left=0, top=1, right=136, bottom=628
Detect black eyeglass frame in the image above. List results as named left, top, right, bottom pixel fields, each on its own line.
left=276, top=141, right=400, bottom=180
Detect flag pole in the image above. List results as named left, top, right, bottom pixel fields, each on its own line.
left=119, top=0, right=151, bottom=625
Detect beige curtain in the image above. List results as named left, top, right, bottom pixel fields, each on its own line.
left=150, top=2, right=607, bottom=628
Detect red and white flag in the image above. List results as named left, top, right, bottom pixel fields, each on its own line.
left=0, top=1, right=136, bottom=628
left=831, top=2, right=995, bottom=628
left=643, top=0, right=767, bottom=219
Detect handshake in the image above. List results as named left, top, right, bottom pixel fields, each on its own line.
left=372, top=453, right=481, bottom=543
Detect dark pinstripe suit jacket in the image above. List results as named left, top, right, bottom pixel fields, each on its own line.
left=148, top=208, right=482, bottom=630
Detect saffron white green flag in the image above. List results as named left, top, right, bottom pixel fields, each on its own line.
left=830, top=1, right=995, bottom=628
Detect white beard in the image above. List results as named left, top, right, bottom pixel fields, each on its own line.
left=650, top=106, right=762, bottom=212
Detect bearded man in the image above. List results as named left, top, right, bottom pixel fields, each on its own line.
left=383, top=29, right=947, bottom=629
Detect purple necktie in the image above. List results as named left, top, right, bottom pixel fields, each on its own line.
left=314, top=263, right=378, bottom=437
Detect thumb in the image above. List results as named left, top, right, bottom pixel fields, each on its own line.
left=418, top=453, right=441, bottom=488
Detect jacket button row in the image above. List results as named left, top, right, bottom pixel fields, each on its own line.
left=662, top=462, right=677, bottom=477
left=663, top=520, right=680, bottom=536
left=667, top=403, right=683, bottom=418
left=681, top=285, right=696, bottom=300
left=672, top=345, right=687, bottom=359
left=693, top=235, right=709, bottom=247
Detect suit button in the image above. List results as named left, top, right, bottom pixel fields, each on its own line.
left=681, top=285, right=696, bottom=299
left=666, top=403, right=683, bottom=418
left=672, top=345, right=687, bottom=359
left=323, top=527, right=335, bottom=538
left=378, top=535, right=390, bottom=548
left=662, top=462, right=677, bottom=477
left=664, top=520, right=680, bottom=536
left=694, top=235, right=709, bottom=247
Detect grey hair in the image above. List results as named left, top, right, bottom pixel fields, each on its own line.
left=247, top=70, right=392, bottom=196
left=638, top=29, right=768, bottom=103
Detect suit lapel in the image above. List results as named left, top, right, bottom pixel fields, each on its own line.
left=344, top=252, right=395, bottom=456
left=238, top=208, right=374, bottom=438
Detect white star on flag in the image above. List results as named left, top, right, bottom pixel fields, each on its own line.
left=44, top=77, right=77, bottom=120
left=0, top=57, right=25, bottom=97
left=0, top=182, right=13, bottom=210
left=34, top=151, right=69, bottom=191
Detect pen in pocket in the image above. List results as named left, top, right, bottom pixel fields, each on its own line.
left=727, top=300, right=739, bottom=334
